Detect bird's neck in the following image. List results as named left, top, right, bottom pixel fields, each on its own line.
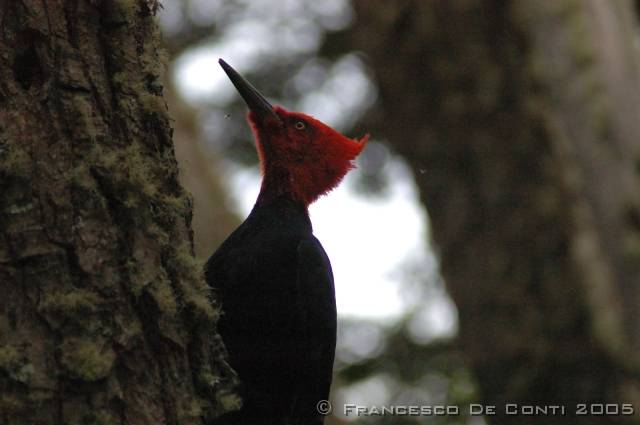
left=256, top=167, right=317, bottom=208
left=256, top=157, right=348, bottom=207
left=249, top=194, right=312, bottom=231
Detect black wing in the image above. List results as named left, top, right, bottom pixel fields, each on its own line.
left=205, top=223, right=336, bottom=425
left=291, top=237, right=337, bottom=424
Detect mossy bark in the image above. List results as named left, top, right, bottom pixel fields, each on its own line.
left=341, top=0, right=640, bottom=424
left=0, top=1, right=237, bottom=424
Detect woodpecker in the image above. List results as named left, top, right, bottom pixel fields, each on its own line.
left=206, top=59, right=368, bottom=425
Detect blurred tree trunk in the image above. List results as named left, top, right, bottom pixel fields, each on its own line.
left=341, top=0, right=640, bottom=423
left=0, top=1, right=236, bottom=424
left=166, top=79, right=241, bottom=260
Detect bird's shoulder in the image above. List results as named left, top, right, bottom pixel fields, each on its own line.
left=204, top=201, right=313, bottom=289
left=296, top=236, right=333, bottom=286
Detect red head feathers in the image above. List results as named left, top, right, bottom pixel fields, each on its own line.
left=249, top=106, right=368, bottom=206
left=219, top=59, right=368, bottom=207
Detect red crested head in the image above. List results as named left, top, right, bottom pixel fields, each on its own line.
left=249, top=106, right=368, bottom=206
left=219, top=59, right=368, bottom=207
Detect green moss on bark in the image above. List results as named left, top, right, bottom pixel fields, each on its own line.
left=60, top=338, right=116, bottom=382
left=0, top=346, right=33, bottom=384
left=0, top=0, right=236, bottom=423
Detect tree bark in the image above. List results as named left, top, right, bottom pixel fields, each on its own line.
left=0, top=1, right=236, bottom=424
left=341, top=0, right=640, bottom=423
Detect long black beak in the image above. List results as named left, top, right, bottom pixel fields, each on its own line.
left=219, top=59, right=281, bottom=123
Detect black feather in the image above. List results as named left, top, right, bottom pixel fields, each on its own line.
left=205, top=197, right=336, bottom=425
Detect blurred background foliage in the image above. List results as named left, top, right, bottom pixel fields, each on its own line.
left=158, top=1, right=640, bottom=424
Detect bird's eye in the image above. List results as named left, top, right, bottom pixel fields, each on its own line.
left=294, top=121, right=306, bottom=130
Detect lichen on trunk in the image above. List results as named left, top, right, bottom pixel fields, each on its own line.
left=0, top=1, right=237, bottom=424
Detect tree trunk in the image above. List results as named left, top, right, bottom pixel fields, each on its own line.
left=0, top=1, right=236, bottom=424
left=341, top=0, right=640, bottom=423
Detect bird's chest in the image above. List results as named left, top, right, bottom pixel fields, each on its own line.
left=221, top=231, right=303, bottom=325
left=232, top=230, right=299, bottom=286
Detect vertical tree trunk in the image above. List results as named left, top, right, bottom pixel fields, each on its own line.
left=0, top=1, right=236, bottom=424
left=342, top=0, right=640, bottom=423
